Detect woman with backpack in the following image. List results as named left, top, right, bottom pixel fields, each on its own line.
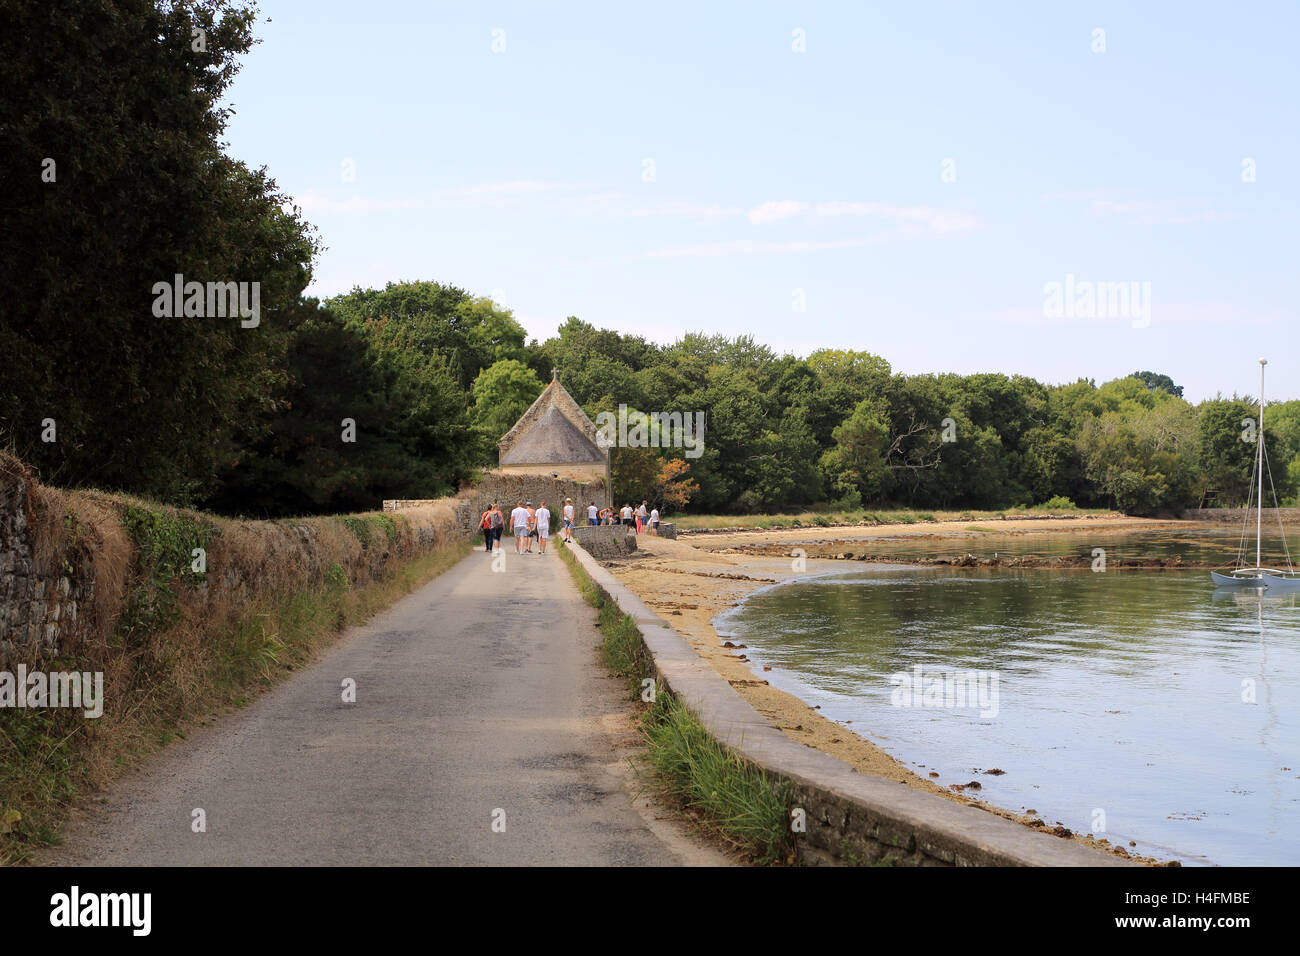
left=481, top=503, right=504, bottom=553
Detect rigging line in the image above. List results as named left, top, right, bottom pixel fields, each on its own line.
left=1235, top=451, right=1255, bottom=570
left=1262, top=439, right=1294, bottom=573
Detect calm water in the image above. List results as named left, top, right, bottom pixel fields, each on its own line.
left=716, top=556, right=1300, bottom=866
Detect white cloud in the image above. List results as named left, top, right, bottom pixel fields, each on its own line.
left=641, top=237, right=877, bottom=259
left=630, top=201, right=745, bottom=220
left=742, top=199, right=978, bottom=233
left=978, top=299, right=1279, bottom=327
left=294, top=193, right=432, bottom=215
left=814, top=201, right=978, bottom=234
left=1040, top=193, right=1225, bottom=226
left=1040, top=189, right=1108, bottom=201
left=748, top=200, right=811, bottom=225
left=448, top=180, right=580, bottom=196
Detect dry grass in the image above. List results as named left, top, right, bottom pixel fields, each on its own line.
left=0, top=452, right=468, bottom=864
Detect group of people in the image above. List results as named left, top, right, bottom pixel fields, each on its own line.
left=478, top=497, right=662, bottom=554
left=591, top=500, right=660, bottom=533
left=478, top=498, right=569, bottom=555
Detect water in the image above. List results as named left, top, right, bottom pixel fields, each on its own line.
left=716, top=558, right=1300, bottom=865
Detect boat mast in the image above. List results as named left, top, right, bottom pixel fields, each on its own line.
left=1258, top=358, right=1266, bottom=570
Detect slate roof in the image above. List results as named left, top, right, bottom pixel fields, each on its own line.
left=499, top=377, right=608, bottom=467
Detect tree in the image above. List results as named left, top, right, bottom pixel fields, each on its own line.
left=326, top=283, right=528, bottom=392
left=471, top=360, right=544, bottom=447
left=821, top=398, right=891, bottom=504
left=0, top=0, right=320, bottom=503
left=1198, top=399, right=1262, bottom=506
left=208, top=302, right=480, bottom=516
left=1131, top=371, right=1184, bottom=399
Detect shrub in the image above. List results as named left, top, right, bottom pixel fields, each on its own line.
left=1042, top=495, right=1078, bottom=510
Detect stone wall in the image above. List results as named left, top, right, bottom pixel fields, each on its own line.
left=1, top=451, right=460, bottom=669
left=571, top=524, right=637, bottom=560
left=0, top=455, right=96, bottom=662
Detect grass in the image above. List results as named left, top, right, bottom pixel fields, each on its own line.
left=640, top=694, right=794, bottom=864
left=0, top=540, right=470, bottom=865
left=670, top=504, right=1114, bottom=532
left=557, top=542, right=795, bottom=864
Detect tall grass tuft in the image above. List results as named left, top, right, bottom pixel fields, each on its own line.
left=557, top=543, right=795, bottom=864
left=641, top=694, right=793, bottom=863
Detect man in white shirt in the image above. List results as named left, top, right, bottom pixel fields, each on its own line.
left=509, top=500, right=529, bottom=554
left=587, top=502, right=599, bottom=526
left=535, top=501, right=551, bottom=554
left=649, top=507, right=660, bottom=534
left=562, top=498, right=575, bottom=543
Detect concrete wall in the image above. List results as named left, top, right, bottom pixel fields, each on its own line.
left=564, top=541, right=1129, bottom=867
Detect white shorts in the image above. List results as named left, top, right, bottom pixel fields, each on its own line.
left=537, top=526, right=549, bottom=539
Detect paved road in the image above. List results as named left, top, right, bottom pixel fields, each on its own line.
left=36, top=543, right=728, bottom=866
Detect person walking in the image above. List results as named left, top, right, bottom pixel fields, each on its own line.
left=480, top=505, right=494, bottom=552
left=587, top=501, right=599, bottom=526
left=635, top=500, right=649, bottom=534
left=536, top=500, right=552, bottom=554
left=525, top=501, right=537, bottom=553
left=648, top=505, right=660, bottom=535
left=509, top=500, right=529, bottom=554
left=488, top=503, right=504, bottom=550
left=562, top=498, right=574, bottom=543
left=621, top=503, right=634, bottom=529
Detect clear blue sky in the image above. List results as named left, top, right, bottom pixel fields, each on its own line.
left=222, top=1, right=1299, bottom=402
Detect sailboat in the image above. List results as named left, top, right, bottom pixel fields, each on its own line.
left=1210, top=358, right=1300, bottom=589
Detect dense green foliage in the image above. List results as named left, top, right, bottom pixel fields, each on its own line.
left=0, top=0, right=318, bottom=504
left=3, top=2, right=1297, bottom=518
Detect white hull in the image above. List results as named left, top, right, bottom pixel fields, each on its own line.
left=1260, top=573, right=1300, bottom=590
left=1211, top=571, right=1267, bottom=587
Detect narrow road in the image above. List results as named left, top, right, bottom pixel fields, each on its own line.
left=36, top=543, right=728, bottom=866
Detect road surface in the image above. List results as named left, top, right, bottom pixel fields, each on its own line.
left=35, top=543, right=728, bottom=866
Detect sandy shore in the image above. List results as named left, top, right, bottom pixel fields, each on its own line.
left=604, top=515, right=1176, bottom=864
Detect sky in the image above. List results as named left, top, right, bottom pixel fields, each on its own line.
left=221, top=1, right=1299, bottom=403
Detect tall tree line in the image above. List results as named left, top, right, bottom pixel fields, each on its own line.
left=4, top=2, right=1297, bottom=518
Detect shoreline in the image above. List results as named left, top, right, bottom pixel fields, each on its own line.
left=604, top=515, right=1184, bottom=865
